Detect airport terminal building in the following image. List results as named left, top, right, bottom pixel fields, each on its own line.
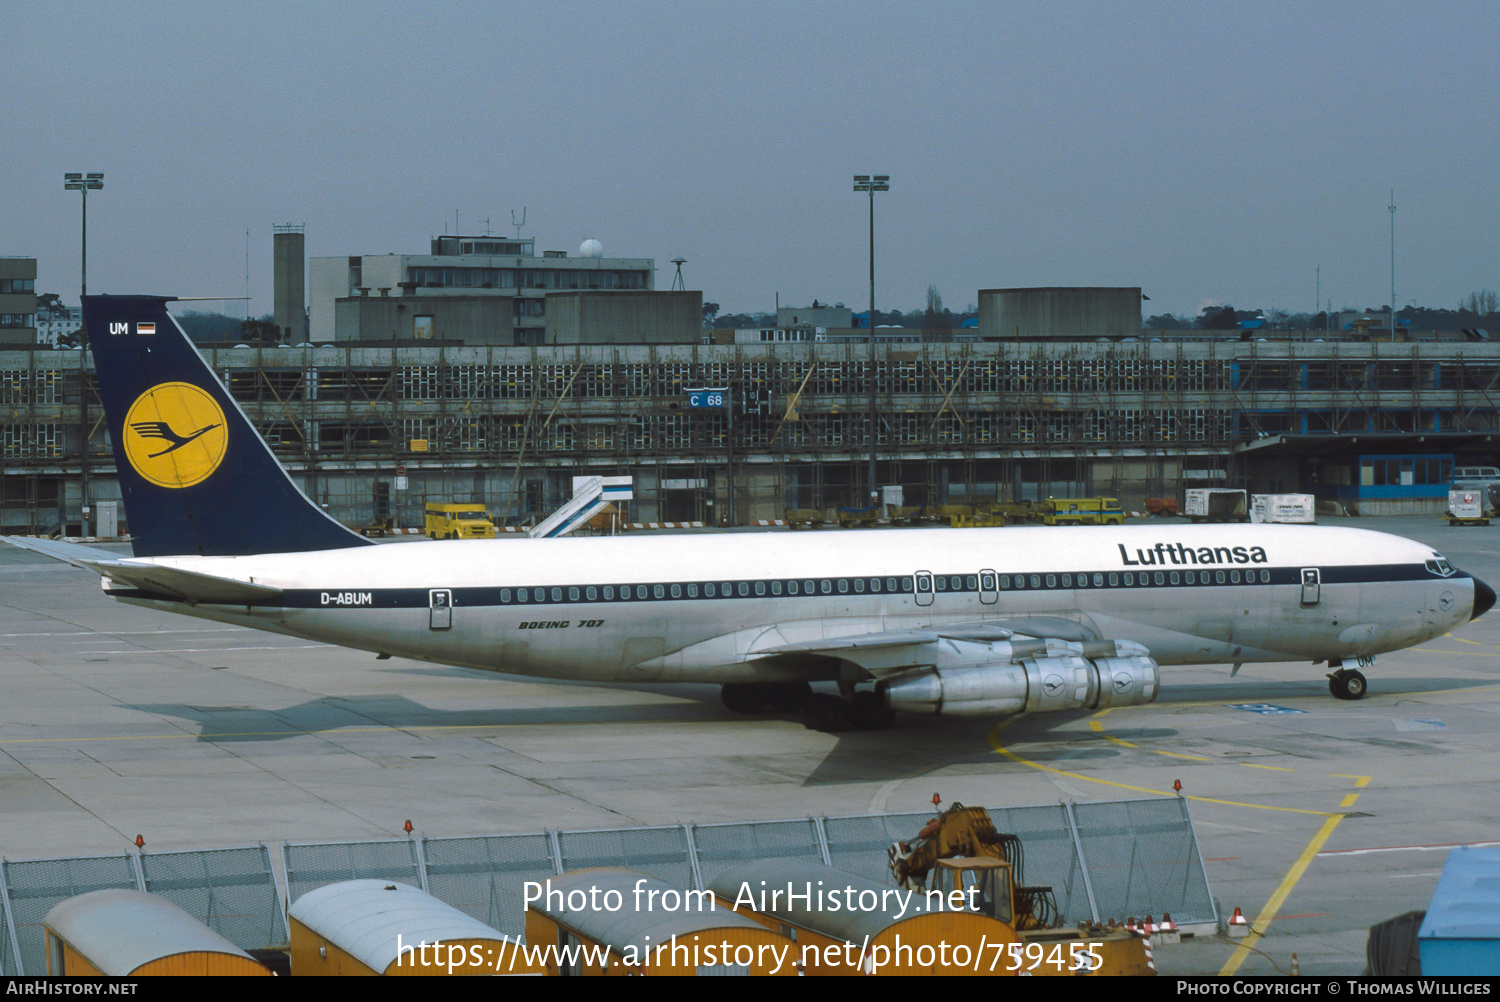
left=3, top=326, right=1497, bottom=534
left=309, top=235, right=699, bottom=347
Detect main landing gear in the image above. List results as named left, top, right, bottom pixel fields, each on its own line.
left=720, top=681, right=810, bottom=714
left=1327, top=661, right=1368, bottom=701
left=719, top=682, right=895, bottom=732
left=802, top=689, right=896, bottom=732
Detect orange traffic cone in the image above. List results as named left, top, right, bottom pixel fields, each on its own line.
left=1227, top=906, right=1250, bottom=939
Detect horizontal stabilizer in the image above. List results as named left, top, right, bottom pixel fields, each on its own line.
left=91, top=563, right=282, bottom=604
left=1, top=535, right=124, bottom=570
left=2, top=536, right=279, bottom=604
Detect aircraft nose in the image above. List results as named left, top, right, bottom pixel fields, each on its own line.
left=1472, top=577, right=1497, bottom=621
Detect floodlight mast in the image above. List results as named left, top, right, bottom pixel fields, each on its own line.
left=1389, top=189, right=1397, bottom=343
left=853, top=174, right=890, bottom=510
left=64, top=172, right=103, bottom=535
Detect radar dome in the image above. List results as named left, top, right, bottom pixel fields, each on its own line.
left=579, top=238, right=604, bottom=259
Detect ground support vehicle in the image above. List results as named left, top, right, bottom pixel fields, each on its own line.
left=998, top=500, right=1042, bottom=523
left=836, top=504, right=882, bottom=528
left=1040, top=497, right=1125, bottom=525
left=949, top=505, right=1006, bottom=528
left=1447, top=489, right=1492, bottom=527
left=888, top=804, right=1155, bottom=975
left=1250, top=493, right=1315, bottom=524
left=885, top=505, right=930, bottom=526
left=1184, top=488, right=1249, bottom=523
left=423, top=503, right=497, bottom=540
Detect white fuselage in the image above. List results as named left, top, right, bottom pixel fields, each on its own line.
left=107, top=524, right=1474, bottom=685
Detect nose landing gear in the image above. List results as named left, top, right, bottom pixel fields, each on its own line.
left=1327, top=660, right=1369, bottom=700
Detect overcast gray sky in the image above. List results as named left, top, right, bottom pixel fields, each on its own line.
left=6, top=1, right=1498, bottom=320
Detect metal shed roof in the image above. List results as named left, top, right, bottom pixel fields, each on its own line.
left=43, top=889, right=255, bottom=975
left=1420, top=846, right=1500, bottom=940
left=534, top=869, right=766, bottom=954
left=709, top=857, right=931, bottom=943
left=289, top=879, right=507, bottom=973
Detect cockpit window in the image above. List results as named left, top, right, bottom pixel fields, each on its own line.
left=1426, top=556, right=1456, bottom=576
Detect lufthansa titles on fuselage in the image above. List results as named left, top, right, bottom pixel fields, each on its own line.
left=1118, top=542, right=1269, bottom=567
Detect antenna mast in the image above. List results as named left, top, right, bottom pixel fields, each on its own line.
left=511, top=207, right=527, bottom=239
left=670, top=257, right=687, bottom=291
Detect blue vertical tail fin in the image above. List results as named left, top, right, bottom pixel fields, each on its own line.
left=83, top=295, right=373, bottom=557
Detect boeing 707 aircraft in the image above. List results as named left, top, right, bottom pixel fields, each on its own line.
left=5, top=296, right=1492, bottom=732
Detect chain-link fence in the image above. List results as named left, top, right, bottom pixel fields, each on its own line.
left=691, top=818, right=827, bottom=887
left=0, top=797, right=1216, bottom=973
left=421, top=834, right=557, bottom=938
left=282, top=838, right=424, bottom=906
left=1071, top=797, right=1216, bottom=926
left=139, top=846, right=286, bottom=954
left=0, top=854, right=139, bottom=977
left=557, top=825, right=696, bottom=892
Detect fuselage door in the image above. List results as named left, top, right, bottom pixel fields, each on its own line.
left=979, top=569, right=998, bottom=605
left=1300, top=568, right=1321, bottom=607
left=429, top=588, right=453, bottom=629
left=914, top=571, right=934, bottom=607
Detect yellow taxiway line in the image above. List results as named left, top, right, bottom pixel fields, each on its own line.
left=994, top=712, right=1376, bottom=976
left=1218, top=813, right=1348, bottom=976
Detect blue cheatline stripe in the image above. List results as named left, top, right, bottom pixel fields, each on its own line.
left=121, top=564, right=1456, bottom=610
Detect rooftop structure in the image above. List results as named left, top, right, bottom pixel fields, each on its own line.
left=978, top=287, right=1142, bottom=339
left=311, top=234, right=665, bottom=345
left=0, top=258, right=37, bottom=346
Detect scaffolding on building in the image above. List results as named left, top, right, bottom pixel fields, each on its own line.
left=5, top=339, right=1500, bottom=535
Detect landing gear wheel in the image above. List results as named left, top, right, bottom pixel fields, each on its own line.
left=848, top=690, right=895, bottom=730
left=1328, top=668, right=1367, bottom=700
left=802, top=693, right=850, bottom=732
left=721, top=683, right=770, bottom=714
left=765, top=681, right=811, bottom=713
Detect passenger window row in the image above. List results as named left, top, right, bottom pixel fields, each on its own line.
left=996, top=568, right=1273, bottom=589
left=492, top=568, right=1279, bottom=604
left=498, top=577, right=918, bottom=604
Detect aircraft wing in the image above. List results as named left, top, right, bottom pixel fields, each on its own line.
left=2, top=536, right=281, bottom=604
left=636, top=615, right=1109, bottom=678
left=749, top=617, right=1108, bottom=679
left=761, top=625, right=1015, bottom=652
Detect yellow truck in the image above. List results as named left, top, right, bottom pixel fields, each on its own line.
left=1041, top=497, right=1125, bottom=526
left=423, top=503, right=497, bottom=540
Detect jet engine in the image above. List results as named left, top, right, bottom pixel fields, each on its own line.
left=882, top=638, right=1159, bottom=717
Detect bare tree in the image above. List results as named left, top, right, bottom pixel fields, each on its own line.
left=923, top=284, right=948, bottom=339
left=1460, top=289, right=1499, bottom=314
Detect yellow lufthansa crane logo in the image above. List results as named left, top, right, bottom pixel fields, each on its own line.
left=122, top=382, right=228, bottom=488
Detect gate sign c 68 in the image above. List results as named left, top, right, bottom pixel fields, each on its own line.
left=687, top=387, right=729, bottom=408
